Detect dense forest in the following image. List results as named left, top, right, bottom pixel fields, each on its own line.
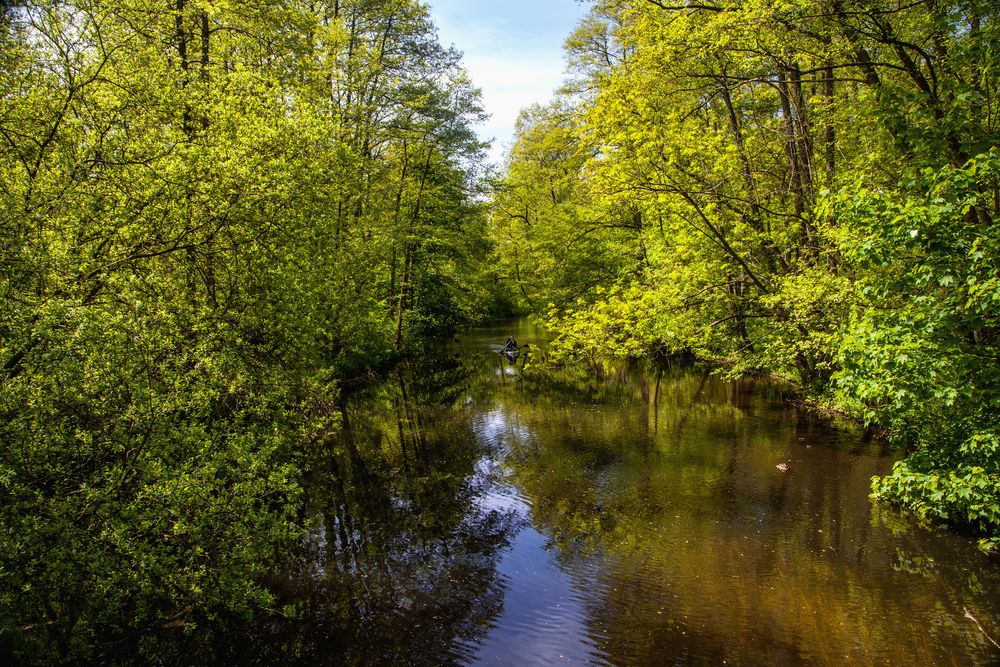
left=492, top=0, right=999, bottom=550
left=0, top=0, right=998, bottom=662
left=0, top=0, right=495, bottom=660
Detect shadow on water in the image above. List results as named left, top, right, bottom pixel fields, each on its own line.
left=248, top=355, right=525, bottom=666
left=181, top=319, right=999, bottom=665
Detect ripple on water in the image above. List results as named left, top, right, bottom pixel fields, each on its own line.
left=465, top=523, right=613, bottom=666
left=311, top=324, right=1000, bottom=667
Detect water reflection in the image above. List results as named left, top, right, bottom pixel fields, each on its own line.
left=193, top=357, right=513, bottom=666
left=460, top=322, right=999, bottom=666
left=267, top=321, right=1000, bottom=665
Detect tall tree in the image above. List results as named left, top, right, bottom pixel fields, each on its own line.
left=0, top=0, right=493, bottom=660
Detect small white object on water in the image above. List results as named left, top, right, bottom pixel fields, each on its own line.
left=776, top=463, right=789, bottom=472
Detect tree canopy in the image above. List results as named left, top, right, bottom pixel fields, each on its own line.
left=492, top=0, right=1000, bottom=549
left=0, top=0, right=494, bottom=660
left=2, top=0, right=998, bottom=661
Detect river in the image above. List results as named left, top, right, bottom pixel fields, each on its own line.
left=282, top=319, right=1000, bottom=665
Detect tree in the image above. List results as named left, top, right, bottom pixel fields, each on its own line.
left=492, top=0, right=1000, bottom=544
left=834, top=152, right=1000, bottom=551
left=0, top=0, right=494, bottom=660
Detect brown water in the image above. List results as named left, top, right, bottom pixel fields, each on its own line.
left=281, top=320, right=1000, bottom=665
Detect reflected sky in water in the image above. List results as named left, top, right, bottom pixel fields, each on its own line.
left=275, top=319, right=1000, bottom=666
left=456, top=321, right=1000, bottom=666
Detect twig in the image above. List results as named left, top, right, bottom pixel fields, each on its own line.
left=16, top=620, right=55, bottom=633
left=965, top=607, right=1000, bottom=649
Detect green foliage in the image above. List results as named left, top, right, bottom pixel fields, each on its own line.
left=492, top=0, right=1000, bottom=544
left=544, top=284, right=672, bottom=361
left=490, top=102, right=635, bottom=315
left=834, top=152, right=1000, bottom=543
left=0, top=299, right=307, bottom=661
left=0, top=0, right=493, bottom=661
left=732, top=269, right=855, bottom=392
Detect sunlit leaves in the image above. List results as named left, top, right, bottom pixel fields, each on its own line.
left=0, top=0, right=491, bottom=661
left=495, top=0, right=1000, bottom=547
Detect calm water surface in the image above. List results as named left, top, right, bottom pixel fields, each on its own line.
left=287, top=321, right=1000, bottom=666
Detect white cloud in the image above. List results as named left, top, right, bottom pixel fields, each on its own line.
left=462, top=55, right=570, bottom=165
left=465, top=57, right=566, bottom=122
left=425, top=0, right=587, bottom=166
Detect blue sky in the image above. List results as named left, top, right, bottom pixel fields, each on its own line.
left=424, top=0, right=590, bottom=165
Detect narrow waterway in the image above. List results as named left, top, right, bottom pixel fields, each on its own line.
left=290, top=320, right=1000, bottom=665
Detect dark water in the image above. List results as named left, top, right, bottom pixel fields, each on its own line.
left=287, top=320, right=1000, bottom=666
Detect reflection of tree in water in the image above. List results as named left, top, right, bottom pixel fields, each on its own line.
left=248, top=358, right=523, bottom=665
left=493, top=360, right=1000, bottom=667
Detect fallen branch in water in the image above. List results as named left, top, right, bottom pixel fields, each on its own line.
left=965, top=607, right=1000, bottom=649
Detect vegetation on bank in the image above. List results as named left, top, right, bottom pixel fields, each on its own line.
left=1, top=0, right=997, bottom=662
left=490, top=0, right=999, bottom=550
left=0, top=0, right=497, bottom=661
